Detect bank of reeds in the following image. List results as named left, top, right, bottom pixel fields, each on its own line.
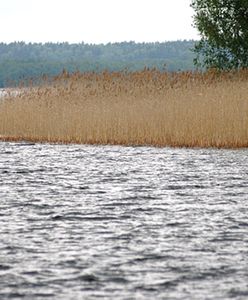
left=0, top=69, right=248, bottom=148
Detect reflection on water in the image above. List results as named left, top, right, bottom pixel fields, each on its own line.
left=0, top=142, right=248, bottom=299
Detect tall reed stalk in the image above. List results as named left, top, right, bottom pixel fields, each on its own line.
left=0, top=69, right=248, bottom=148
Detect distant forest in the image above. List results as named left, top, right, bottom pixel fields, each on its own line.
left=0, top=40, right=196, bottom=87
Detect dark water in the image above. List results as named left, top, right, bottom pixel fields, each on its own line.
left=0, top=142, right=248, bottom=299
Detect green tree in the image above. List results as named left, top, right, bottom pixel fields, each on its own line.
left=191, top=0, right=248, bottom=69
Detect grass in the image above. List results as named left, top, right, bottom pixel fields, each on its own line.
left=0, top=68, right=248, bottom=148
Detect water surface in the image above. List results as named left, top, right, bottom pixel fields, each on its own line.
left=0, top=142, right=248, bottom=299
left=0, top=89, right=6, bottom=97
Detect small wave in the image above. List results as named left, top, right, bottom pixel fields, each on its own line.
left=0, top=264, right=11, bottom=271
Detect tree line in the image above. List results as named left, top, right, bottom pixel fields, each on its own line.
left=0, top=41, right=196, bottom=87
left=1, top=1, right=247, bottom=87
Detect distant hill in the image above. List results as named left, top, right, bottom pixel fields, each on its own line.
left=0, top=41, right=196, bottom=87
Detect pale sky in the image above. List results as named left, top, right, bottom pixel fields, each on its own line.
left=0, top=0, right=199, bottom=44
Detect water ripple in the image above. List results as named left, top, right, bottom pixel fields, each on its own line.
left=0, top=142, right=248, bottom=299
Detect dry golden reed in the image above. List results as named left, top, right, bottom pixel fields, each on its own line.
left=0, top=69, right=248, bottom=148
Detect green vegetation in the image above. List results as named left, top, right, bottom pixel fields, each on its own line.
left=0, top=41, right=196, bottom=87
left=191, top=0, right=248, bottom=69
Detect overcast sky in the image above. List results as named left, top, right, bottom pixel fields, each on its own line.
left=0, top=0, right=199, bottom=44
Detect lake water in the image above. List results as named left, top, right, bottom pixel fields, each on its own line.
left=0, top=142, right=248, bottom=299
left=0, top=89, right=6, bottom=97
left=0, top=88, right=20, bottom=98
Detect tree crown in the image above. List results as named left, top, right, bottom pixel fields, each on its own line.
left=191, top=0, right=248, bottom=69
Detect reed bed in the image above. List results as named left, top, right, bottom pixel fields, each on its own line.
left=0, top=69, right=248, bottom=148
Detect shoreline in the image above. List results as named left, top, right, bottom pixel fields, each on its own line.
left=0, top=135, right=247, bottom=149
